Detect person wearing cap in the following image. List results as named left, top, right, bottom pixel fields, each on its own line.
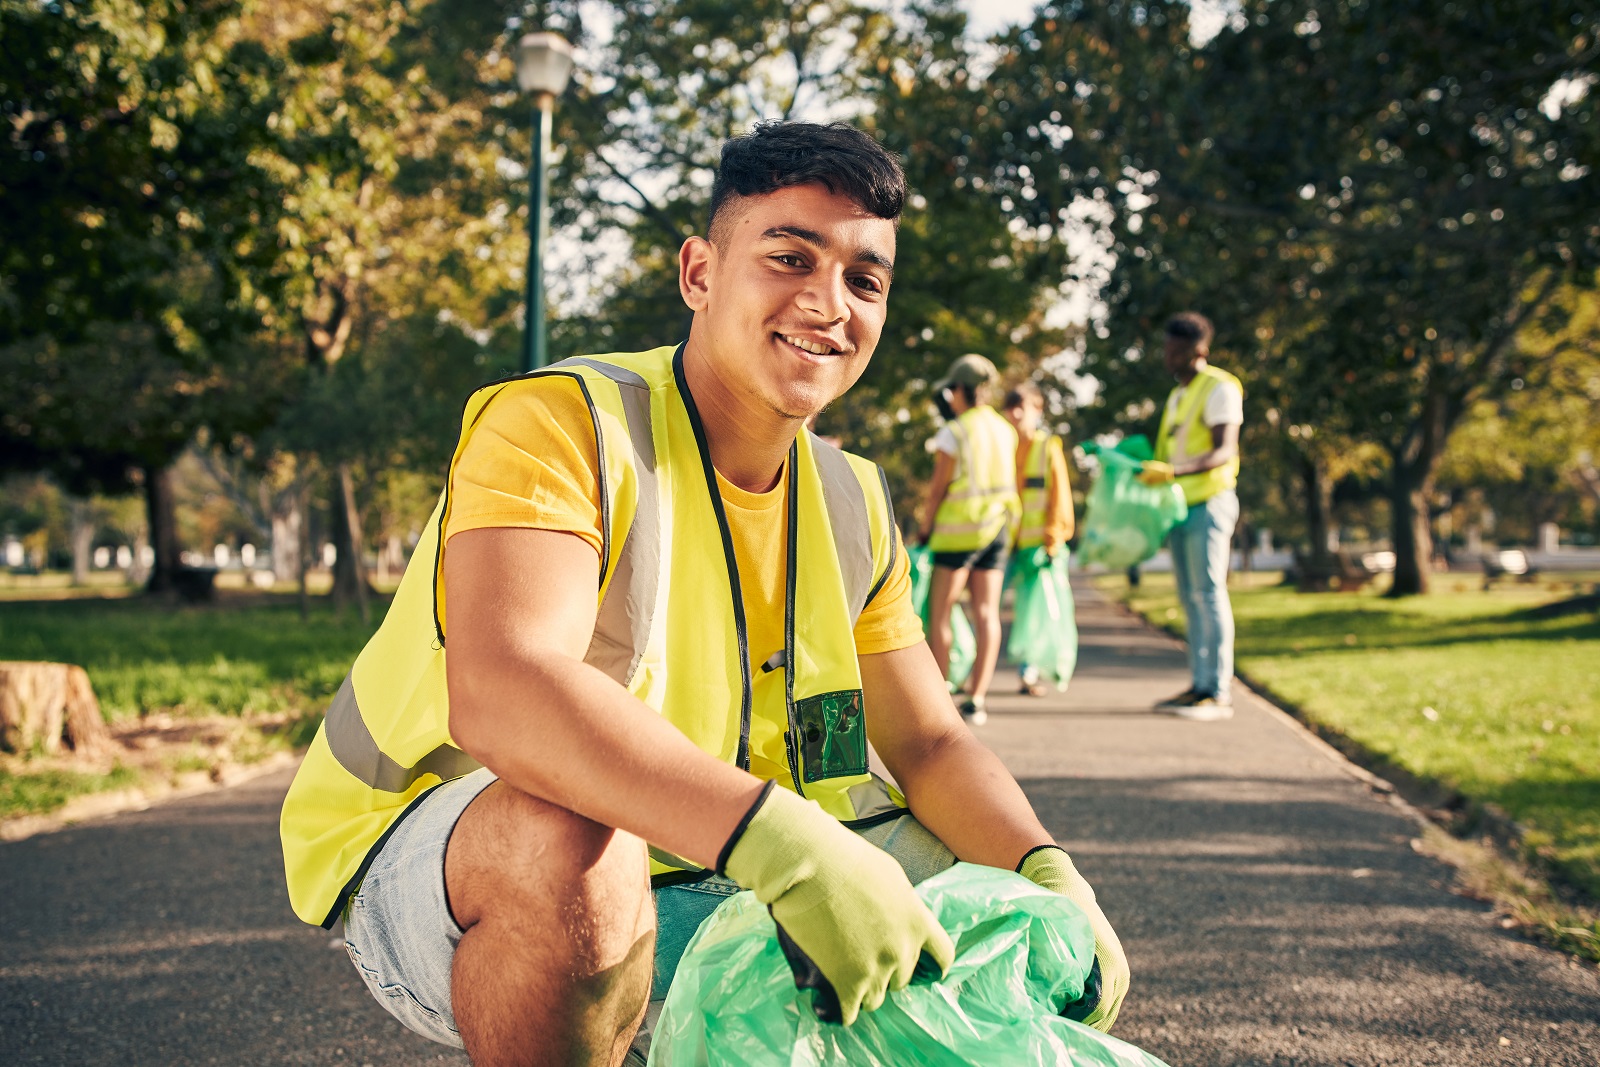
left=1138, top=312, right=1244, bottom=720
left=1002, top=381, right=1075, bottom=697
left=916, top=353, right=1022, bottom=725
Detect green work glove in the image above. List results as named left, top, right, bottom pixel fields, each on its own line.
left=1137, top=460, right=1175, bottom=486
left=1018, top=844, right=1130, bottom=1032
left=721, top=783, right=955, bottom=1025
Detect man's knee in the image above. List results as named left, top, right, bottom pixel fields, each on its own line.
left=446, top=781, right=650, bottom=935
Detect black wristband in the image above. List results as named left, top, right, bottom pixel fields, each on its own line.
left=715, top=779, right=776, bottom=876
left=1015, top=843, right=1066, bottom=874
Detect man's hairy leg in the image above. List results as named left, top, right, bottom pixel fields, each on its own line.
left=446, top=781, right=655, bottom=1067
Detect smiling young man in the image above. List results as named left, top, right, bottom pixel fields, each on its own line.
left=280, top=122, right=1128, bottom=1066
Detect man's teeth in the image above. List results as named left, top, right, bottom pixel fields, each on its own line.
left=783, top=335, right=834, bottom=355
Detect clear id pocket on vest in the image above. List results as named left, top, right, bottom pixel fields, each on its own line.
left=795, top=690, right=868, bottom=783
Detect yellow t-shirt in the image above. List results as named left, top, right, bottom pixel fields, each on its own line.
left=445, top=377, right=923, bottom=678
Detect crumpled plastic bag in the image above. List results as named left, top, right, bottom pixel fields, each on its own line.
left=1007, top=546, right=1078, bottom=691
left=1077, top=437, right=1188, bottom=571
left=908, top=545, right=976, bottom=689
left=649, top=863, right=1172, bottom=1067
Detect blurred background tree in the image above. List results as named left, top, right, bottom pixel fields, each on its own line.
left=981, top=0, right=1599, bottom=592
left=0, top=0, right=293, bottom=592
left=3, top=0, right=1597, bottom=598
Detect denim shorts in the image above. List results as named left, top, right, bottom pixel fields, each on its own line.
left=341, top=767, right=957, bottom=1051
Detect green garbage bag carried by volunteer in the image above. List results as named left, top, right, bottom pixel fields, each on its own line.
left=648, top=862, right=1172, bottom=1067
left=1076, top=435, right=1188, bottom=571
left=1007, top=546, right=1078, bottom=692
left=907, top=544, right=975, bottom=690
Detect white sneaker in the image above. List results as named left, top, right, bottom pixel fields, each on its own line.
left=959, top=698, right=988, bottom=726
left=1174, top=695, right=1233, bottom=721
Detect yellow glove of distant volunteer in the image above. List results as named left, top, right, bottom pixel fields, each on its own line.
left=720, top=782, right=955, bottom=1025
left=1018, top=844, right=1130, bottom=1032
left=1137, top=460, right=1175, bottom=486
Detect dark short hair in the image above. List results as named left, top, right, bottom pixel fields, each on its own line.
left=709, top=122, right=906, bottom=242
left=1004, top=381, right=1043, bottom=409
left=1165, top=312, right=1214, bottom=347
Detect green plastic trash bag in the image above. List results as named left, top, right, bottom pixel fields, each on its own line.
left=648, top=862, right=1172, bottom=1067
left=1077, top=437, right=1187, bottom=570
left=907, top=545, right=975, bottom=690
left=1007, top=546, right=1078, bottom=691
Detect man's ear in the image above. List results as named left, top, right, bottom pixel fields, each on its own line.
left=679, top=236, right=715, bottom=312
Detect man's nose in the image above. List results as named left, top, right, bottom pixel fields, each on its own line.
left=799, top=269, right=851, bottom=324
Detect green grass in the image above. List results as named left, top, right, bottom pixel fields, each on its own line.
left=0, top=596, right=383, bottom=721
left=1104, top=571, right=1600, bottom=902
left=0, top=764, right=142, bottom=818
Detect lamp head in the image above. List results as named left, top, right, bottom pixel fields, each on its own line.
left=517, top=32, right=575, bottom=97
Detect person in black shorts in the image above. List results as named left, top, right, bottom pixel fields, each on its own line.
left=916, top=354, right=1021, bottom=725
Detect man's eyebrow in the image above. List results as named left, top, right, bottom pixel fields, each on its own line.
left=761, top=225, right=828, bottom=247
left=856, top=248, right=895, bottom=277
left=760, top=226, right=895, bottom=277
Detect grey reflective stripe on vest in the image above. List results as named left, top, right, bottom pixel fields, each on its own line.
left=324, top=673, right=482, bottom=793
left=809, top=433, right=874, bottom=623
left=843, top=776, right=911, bottom=826
left=549, top=357, right=661, bottom=687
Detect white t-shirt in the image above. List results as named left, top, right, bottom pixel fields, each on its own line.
left=1165, top=377, right=1243, bottom=429
left=931, top=424, right=959, bottom=456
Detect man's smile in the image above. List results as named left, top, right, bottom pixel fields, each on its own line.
left=777, top=333, right=847, bottom=358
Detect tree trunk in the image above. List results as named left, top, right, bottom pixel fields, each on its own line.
left=271, top=490, right=302, bottom=584
left=298, top=480, right=312, bottom=622
left=1387, top=471, right=1434, bottom=596
left=69, top=498, right=94, bottom=586
left=328, top=461, right=370, bottom=623
left=1300, top=453, right=1336, bottom=561
left=0, top=661, right=110, bottom=757
left=142, top=463, right=182, bottom=595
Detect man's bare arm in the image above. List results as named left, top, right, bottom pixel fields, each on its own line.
left=444, top=526, right=765, bottom=869
left=861, top=641, right=1052, bottom=867
left=917, top=450, right=957, bottom=543
left=1173, top=422, right=1240, bottom=476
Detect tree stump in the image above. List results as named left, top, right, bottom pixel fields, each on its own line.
left=0, top=662, right=111, bottom=757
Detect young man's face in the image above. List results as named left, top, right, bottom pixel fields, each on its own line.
left=1005, top=397, right=1043, bottom=434
left=680, top=183, right=896, bottom=420
left=1163, top=334, right=1203, bottom=378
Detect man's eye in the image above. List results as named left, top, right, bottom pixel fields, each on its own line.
left=850, top=275, right=883, bottom=294
left=774, top=253, right=805, bottom=268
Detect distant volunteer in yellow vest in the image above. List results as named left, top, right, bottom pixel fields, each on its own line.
left=1002, top=381, right=1074, bottom=555
left=1140, top=312, right=1243, bottom=721
left=1002, top=381, right=1076, bottom=698
left=917, top=353, right=1020, bottom=726
left=279, top=123, right=1130, bottom=1064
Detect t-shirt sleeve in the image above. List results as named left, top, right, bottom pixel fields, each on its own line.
left=1203, top=381, right=1244, bottom=428
left=931, top=424, right=959, bottom=456
left=853, top=527, right=925, bottom=656
left=444, top=376, right=605, bottom=557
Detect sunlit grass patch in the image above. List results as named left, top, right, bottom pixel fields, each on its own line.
left=0, top=596, right=379, bottom=720
left=1101, top=571, right=1600, bottom=901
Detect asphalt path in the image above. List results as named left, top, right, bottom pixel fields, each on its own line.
left=2, top=582, right=1596, bottom=1065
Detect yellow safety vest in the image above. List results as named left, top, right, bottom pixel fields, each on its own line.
left=927, top=405, right=1020, bottom=554
left=280, top=345, right=908, bottom=928
left=1154, top=364, right=1243, bottom=506
left=1015, top=432, right=1057, bottom=550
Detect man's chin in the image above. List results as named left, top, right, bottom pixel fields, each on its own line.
left=766, top=387, right=832, bottom=424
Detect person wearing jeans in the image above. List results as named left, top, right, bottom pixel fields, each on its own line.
left=1138, top=312, right=1243, bottom=721
left=1166, top=489, right=1239, bottom=712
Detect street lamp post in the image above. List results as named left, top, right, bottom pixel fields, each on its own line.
left=517, top=31, right=575, bottom=373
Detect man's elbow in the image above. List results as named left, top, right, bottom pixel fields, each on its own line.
left=447, top=665, right=498, bottom=761
left=446, top=649, right=528, bottom=760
